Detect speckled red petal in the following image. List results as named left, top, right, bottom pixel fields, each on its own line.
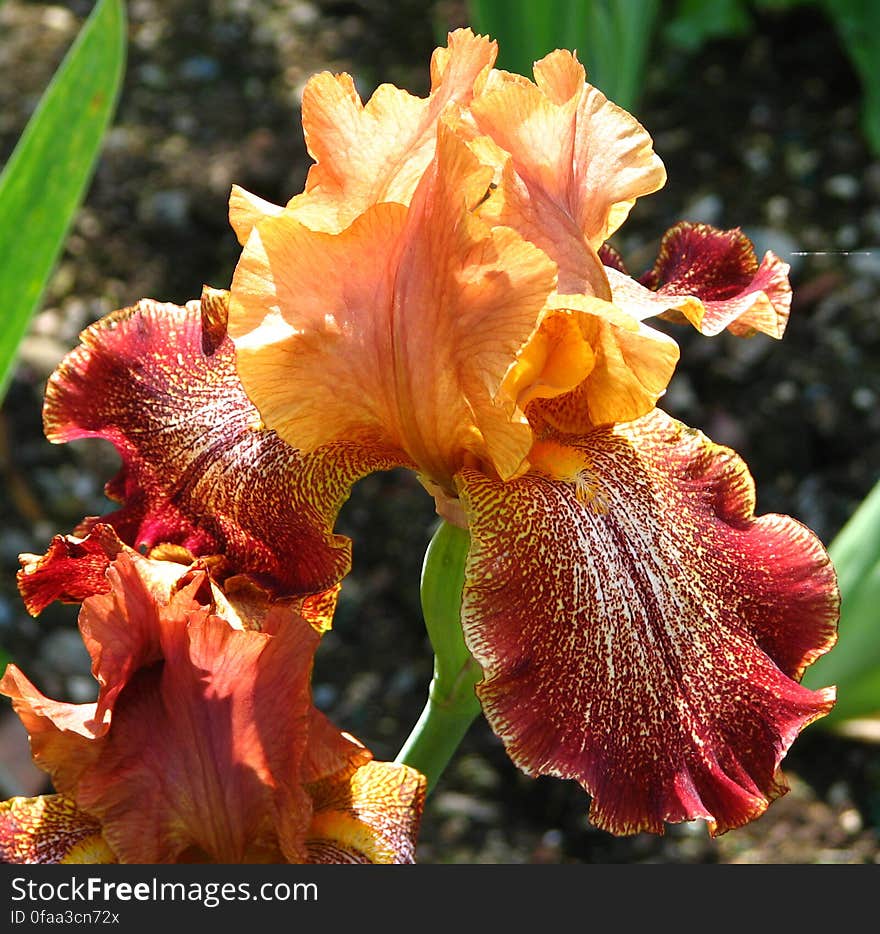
left=0, top=795, right=115, bottom=864
left=457, top=408, right=838, bottom=836
left=608, top=221, right=791, bottom=338
left=43, top=295, right=398, bottom=598
left=16, top=524, right=125, bottom=616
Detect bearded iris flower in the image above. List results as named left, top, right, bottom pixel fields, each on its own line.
left=223, top=30, right=839, bottom=836
left=0, top=298, right=425, bottom=864
left=2, top=29, right=838, bottom=848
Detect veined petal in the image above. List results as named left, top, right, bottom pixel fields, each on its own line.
left=5, top=553, right=323, bottom=863
left=607, top=222, right=792, bottom=338
left=44, top=294, right=394, bottom=597
left=286, top=28, right=497, bottom=232
left=456, top=409, right=838, bottom=836
left=0, top=665, right=102, bottom=789
left=0, top=796, right=115, bottom=864
left=306, top=761, right=427, bottom=864
left=471, top=49, right=665, bottom=290
left=230, top=124, right=557, bottom=488
left=75, top=605, right=317, bottom=863
left=3, top=550, right=425, bottom=864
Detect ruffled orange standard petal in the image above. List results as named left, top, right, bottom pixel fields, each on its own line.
left=0, top=796, right=115, bottom=864
left=306, top=761, right=427, bottom=863
left=471, top=49, right=665, bottom=293
left=43, top=293, right=397, bottom=598
left=283, top=27, right=497, bottom=233
left=606, top=222, right=792, bottom=338
left=456, top=408, right=838, bottom=836
left=230, top=124, right=557, bottom=489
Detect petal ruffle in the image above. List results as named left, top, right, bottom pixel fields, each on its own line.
left=471, top=49, right=665, bottom=291
left=230, top=124, right=556, bottom=488
left=286, top=27, right=497, bottom=233
left=228, top=184, right=284, bottom=246
left=456, top=408, right=838, bottom=836
left=607, top=222, right=792, bottom=338
left=306, top=761, right=427, bottom=864
left=16, top=524, right=125, bottom=616
left=0, top=795, right=115, bottom=864
left=44, top=294, right=395, bottom=597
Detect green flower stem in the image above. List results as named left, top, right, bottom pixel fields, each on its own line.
left=395, top=520, right=482, bottom=793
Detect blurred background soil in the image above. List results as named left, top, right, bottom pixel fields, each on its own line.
left=1, top=0, right=879, bottom=863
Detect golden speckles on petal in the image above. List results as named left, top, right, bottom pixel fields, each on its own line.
left=306, top=761, right=427, bottom=864
left=0, top=795, right=116, bottom=864
left=457, top=409, right=838, bottom=836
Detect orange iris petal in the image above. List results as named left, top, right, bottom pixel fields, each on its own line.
left=230, top=124, right=557, bottom=488
left=471, top=49, right=666, bottom=292
left=284, top=27, right=497, bottom=233
left=519, top=296, right=680, bottom=434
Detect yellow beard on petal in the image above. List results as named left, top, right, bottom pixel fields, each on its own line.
left=528, top=438, right=610, bottom=514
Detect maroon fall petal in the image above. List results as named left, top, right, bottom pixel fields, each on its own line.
left=456, top=408, right=838, bottom=836
left=606, top=221, right=791, bottom=338
left=43, top=296, right=400, bottom=598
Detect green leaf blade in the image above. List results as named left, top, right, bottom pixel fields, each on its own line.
left=803, top=478, right=880, bottom=724
left=0, top=0, right=127, bottom=400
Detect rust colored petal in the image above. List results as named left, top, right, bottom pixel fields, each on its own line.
left=1, top=554, right=208, bottom=795
left=456, top=409, right=838, bottom=836
left=16, top=524, right=125, bottom=616
left=301, top=711, right=371, bottom=786
left=4, top=553, right=314, bottom=862
left=230, top=124, right=556, bottom=489
left=471, top=49, right=665, bottom=291
left=0, top=664, right=103, bottom=792
left=306, top=761, right=427, bottom=863
left=608, top=222, right=792, bottom=338
left=78, top=553, right=207, bottom=728
left=286, top=28, right=497, bottom=233
left=4, top=549, right=421, bottom=863
left=73, top=608, right=317, bottom=863
left=44, top=295, right=396, bottom=598
left=0, top=795, right=115, bottom=864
